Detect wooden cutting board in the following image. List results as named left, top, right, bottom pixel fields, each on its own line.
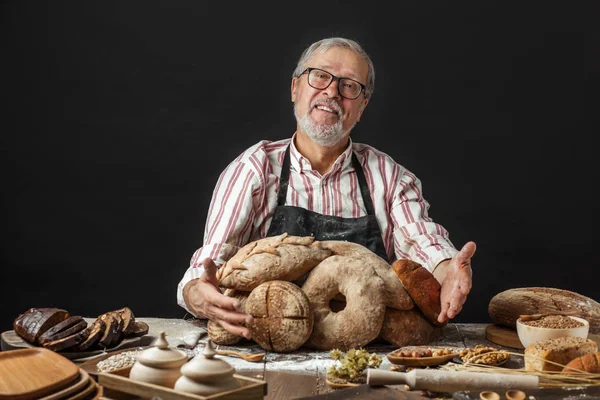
left=1, top=330, right=155, bottom=361
left=485, top=324, right=524, bottom=349
left=0, top=347, right=80, bottom=400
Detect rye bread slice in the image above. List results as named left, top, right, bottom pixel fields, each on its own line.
left=107, top=311, right=124, bottom=348
left=43, top=328, right=89, bottom=352
left=76, top=318, right=106, bottom=351
left=98, top=313, right=119, bottom=348
left=116, top=307, right=136, bottom=336
left=129, top=321, right=149, bottom=337
left=39, top=318, right=87, bottom=345
left=38, top=316, right=86, bottom=344
left=13, top=308, right=70, bottom=345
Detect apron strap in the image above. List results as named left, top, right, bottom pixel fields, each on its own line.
left=277, top=145, right=376, bottom=217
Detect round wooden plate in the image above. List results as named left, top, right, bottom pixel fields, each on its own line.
left=386, top=346, right=462, bottom=367
left=39, top=369, right=90, bottom=400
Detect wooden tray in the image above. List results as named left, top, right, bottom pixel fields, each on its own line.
left=98, top=371, right=267, bottom=400
left=485, top=324, right=524, bottom=349
left=1, top=330, right=155, bottom=361
left=0, top=347, right=81, bottom=400
left=386, top=346, right=461, bottom=367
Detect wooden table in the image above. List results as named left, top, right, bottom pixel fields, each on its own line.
left=85, top=317, right=524, bottom=400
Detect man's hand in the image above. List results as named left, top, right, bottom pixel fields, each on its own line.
left=434, top=241, right=476, bottom=324
left=183, top=258, right=253, bottom=339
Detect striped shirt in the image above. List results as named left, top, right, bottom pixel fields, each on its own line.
left=177, top=135, right=458, bottom=315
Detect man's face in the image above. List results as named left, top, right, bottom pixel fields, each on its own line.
left=291, top=47, right=369, bottom=147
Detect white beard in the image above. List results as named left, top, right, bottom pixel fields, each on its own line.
left=294, top=102, right=353, bottom=147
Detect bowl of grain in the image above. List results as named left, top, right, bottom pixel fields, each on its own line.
left=516, top=315, right=589, bottom=348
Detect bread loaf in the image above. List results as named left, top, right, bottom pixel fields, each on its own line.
left=217, top=233, right=332, bottom=291
left=302, top=255, right=386, bottom=350
left=246, top=280, right=313, bottom=352
left=392, top=259, right=444, bottom=326
left=524, top=336, right=598, bottom=372
left=379, top=307, right=441, bottom=347
left=562, top=352, right=600, bottom=374
left=489, top=287, right=600, bottom=333
left=319, top=241, right=414, bottom=311
left=13, top=308, right=70, bottom=344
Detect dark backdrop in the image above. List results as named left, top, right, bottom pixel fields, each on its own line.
left=1, top=1, right=597, bottom=332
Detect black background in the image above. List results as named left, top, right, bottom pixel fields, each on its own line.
left=1, top=1, right=597, bottom=332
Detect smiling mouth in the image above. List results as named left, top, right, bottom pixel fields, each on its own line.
left=314, top=104, right=338, bottom=115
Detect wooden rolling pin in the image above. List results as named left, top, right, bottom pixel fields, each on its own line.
left=367, top=369, right=539, bottom=392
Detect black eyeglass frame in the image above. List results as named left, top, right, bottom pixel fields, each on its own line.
left=298, top=67, right=367, bottom=100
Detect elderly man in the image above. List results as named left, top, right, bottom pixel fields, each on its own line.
left=178, top=37, right=476, bottom=340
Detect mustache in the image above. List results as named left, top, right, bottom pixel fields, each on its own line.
left=310, top=99, right=342, bottom=116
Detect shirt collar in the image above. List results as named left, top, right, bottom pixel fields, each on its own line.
left=289, top=132, right=354, bottom=174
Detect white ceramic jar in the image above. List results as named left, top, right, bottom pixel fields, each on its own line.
left=174, top=339, right=241, bottom=396
left=129, top=331, right=188, bottom=388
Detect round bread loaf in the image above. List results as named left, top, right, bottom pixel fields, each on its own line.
left=488, top=287, right=600, bottom=333
left=392, top=259, right=444, bottom=326
left=245, top=280, right=313, bottom=352
left=302, top=255, right=386, bottom=350
left=379, top=307, right=441, bottom=347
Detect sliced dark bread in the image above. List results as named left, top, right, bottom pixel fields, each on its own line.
left=98, top=313, right=119, bottom=348
left=13, top=308, right=70, bottom=344
left=116, top=307, right=136, bottom=336
left=38, top=316, right=87, bottom=345
left=76, top=318, right=106, bottom=351
left=129, top=321, right=149, bottom=337
left=43, top=329, right=89, bottom=352
left=107, top=311, right=124, bottom=348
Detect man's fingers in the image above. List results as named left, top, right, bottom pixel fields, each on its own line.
left=201, top=258, right=219, bottom=286
left=457, top=241, right=477, bottom=264
left=218, top=319, right=252, bottom=340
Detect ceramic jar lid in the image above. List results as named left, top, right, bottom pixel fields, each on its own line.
left=180, top=339, right=235, bottom=381
left=136, top=331, right=188, bottom=369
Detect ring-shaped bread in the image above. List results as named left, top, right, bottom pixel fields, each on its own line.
left=302, top=255, right=387, bottom=350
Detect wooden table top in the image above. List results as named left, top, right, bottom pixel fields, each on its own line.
left=88, top=317, right=524, bottom=400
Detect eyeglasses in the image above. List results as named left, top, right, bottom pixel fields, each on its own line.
left=298, top=67, right=366, bottom=100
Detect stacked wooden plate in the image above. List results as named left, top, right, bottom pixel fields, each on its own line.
left=0, top=347, right=103, bottom=400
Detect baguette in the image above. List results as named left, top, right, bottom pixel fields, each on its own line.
left=562, top=352, right=600, bottom=374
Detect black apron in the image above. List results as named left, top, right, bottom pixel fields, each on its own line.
left=266, top=145, right=389, bottom=263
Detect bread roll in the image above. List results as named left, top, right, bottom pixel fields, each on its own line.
left=392, top=259, right=444, bottom=326
left=524, top=336, right=598, bottom=372
left=488, top=287, right=600, bottom=333
left=246, top=280, right=313, bottom=352
left=562, top=352, right=600, bottom=374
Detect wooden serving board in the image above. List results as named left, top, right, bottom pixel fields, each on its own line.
left=485, top=324, right=524, bottom=349
left=1, top=330, right=155, bottom=361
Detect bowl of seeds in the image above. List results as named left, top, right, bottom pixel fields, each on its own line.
left=516, top=315, right=589, bottom=348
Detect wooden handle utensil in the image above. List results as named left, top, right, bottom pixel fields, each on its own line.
left=519, top=311, right=578, bottom=322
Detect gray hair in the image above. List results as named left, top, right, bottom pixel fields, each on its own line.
left=292, top=37, right=375, bottom=99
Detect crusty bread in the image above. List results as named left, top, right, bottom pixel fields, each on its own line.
left=489, top=287, right=600, bottom=333
left=562, top=352, right=600, bottom=374
left=392, top=259, right=444, bottom=326
left=302, top=255, right=386, bottom=350
left=217, top=233, right=332, bottom=291
left=13, top=308, right=70, bottom=345
left=318, top=241, right=414, bottom=311
left=379, top=307, right=441, bottom=347
left=524, top=336, right=598, bottom=372
left=246, top=280, right=313, bottom=352
left=207, top=289, right=249, bottom=345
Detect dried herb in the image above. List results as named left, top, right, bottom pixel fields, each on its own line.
left=327, top=348, right=382, bottom=383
